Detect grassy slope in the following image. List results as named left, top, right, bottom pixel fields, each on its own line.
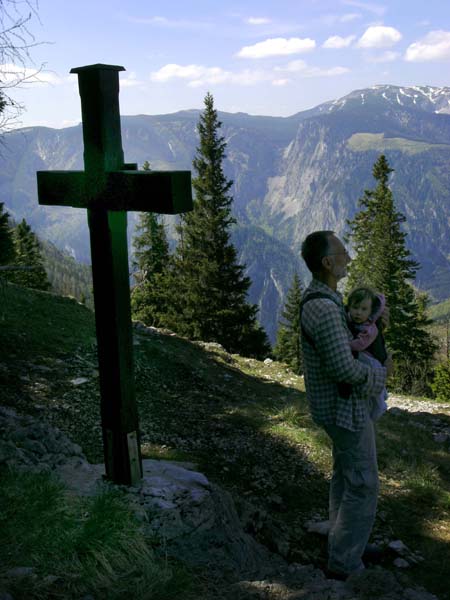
left=428, top=298, right=450, bottom=323
left=347, top=133, right=450, bottom=155
left=425, top=299, right=450, bottom=363
left=1, top=283, right=450, bottom=599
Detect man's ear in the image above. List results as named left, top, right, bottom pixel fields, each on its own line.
left=321, top=255, right=331, bottom=270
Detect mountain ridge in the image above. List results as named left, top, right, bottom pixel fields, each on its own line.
left=300, top=84, right=450, bottom=117
left=1, top=83, right=450, bottom=342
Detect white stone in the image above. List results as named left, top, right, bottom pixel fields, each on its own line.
left=147, top=497, right=177, bottom=510
left=388, top=539, right=408, bottom=554
left=5, top=566, right=35, bottom=578
left=305, top=520, right=331, bottom=536
left=70, top=377, right=89, bottom=386
left=394, top=558, right=410, bottom=568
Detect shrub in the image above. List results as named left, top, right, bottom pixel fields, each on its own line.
left=431, top=360, right=450, bottom=402
left=389, top=358, right=434, bottom=396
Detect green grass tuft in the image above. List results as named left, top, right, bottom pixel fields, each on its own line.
left=0, top=467, right=194, bottom=599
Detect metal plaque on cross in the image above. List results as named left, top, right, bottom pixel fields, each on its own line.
left=36, top=63, right=193, bottom=485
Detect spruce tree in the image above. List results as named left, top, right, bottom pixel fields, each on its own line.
left=0, top=202, right=15, bottom=265
left=166, top=92, right=270, bottom=358
left=9, top=219, right=51, bottom=291
left=273, top=272, right=303, bottom=374
left=130, top=160, right=171, bottom=326
left=346, top=154, right=437, bottom=391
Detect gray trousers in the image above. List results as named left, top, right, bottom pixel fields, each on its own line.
left=324, top=418, right=379, bottom=574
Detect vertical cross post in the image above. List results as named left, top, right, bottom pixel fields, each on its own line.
left=72, top=65, right=141, bottom=484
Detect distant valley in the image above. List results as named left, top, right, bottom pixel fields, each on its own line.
left=1, top=84, right=450, bottom=343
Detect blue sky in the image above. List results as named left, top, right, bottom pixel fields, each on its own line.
left=5, top=0, right=450, bottom=128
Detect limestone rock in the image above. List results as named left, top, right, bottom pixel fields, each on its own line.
left=433, top=432, right=449, bottom=443
left=389, top=540, right=409, bottom=555
left=4, top=567, right=35, bottom=579
left=305, top=519, right=331, bottom=536
left=394, top=558, right=410, bottom=568
left=70, top=377, right=89, bottom=386
left=0, top=406, right=87, bottom=472
left=49, top=454, right=282, bottom=580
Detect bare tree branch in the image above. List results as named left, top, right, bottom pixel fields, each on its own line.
left=0, top=1, right=43, bottom=130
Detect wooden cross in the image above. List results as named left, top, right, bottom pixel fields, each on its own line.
left=37, top=64, right=192, bottom=485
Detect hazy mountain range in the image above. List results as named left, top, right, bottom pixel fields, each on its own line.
left=1, top=84, right=450, bottom=343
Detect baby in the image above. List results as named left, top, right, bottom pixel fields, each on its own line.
left=346, top=287, right=389, bottom=419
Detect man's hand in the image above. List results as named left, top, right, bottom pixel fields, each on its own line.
left=381, top=304, right=390, bottom=329
left=384, top=352, right=394, bottom=377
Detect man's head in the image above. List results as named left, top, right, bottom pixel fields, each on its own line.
left=301, top=231, right=350, bottom=286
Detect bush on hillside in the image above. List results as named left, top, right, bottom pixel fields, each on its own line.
left=431, top=361, right=450, bottom=402
left=390, top=358, right=434, bottom=397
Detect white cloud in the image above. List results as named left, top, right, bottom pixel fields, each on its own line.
left=247, top=17, right=271, bottom=25
left=272, top=78, right=290, bottom=86
left=367, top=50, right=400, bottom=62
left=219, top=69, right=269, bottom=86
left=342, top=0, right=386, bottom=17
left=340, top=13, right=361, bottom=22
left=319, top=12, right=361, bottom=25
left=150, top=63, right=222, bottom=82
left=357, top=25, right=402, bottom=48
left=150, top=56, right=349, bottom=88
left=150, top=63, right=270, bottom=87
left=237, top=37, right=316, bottom=59
left=405, top=30, right=450, bottom=62
left=119, top=72, right=143, bottom=87
left=126, top=15, right=211, bottom=30
left=277, top=59, right=307, bottom=72
left=277, top=60, right=349, bottom=77
left=0, top=64, right=65, bottom=86
left=130, top=15, right=169, bottom=25
left=304, top=66, right=350, bottom=77
left=323, top=35, right=356, bottom=48
left=60, top=119, right=81, bottom=129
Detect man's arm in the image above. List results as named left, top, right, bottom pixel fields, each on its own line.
left=303, top=300, right=386, bottom=396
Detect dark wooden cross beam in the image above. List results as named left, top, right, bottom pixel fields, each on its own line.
left=37, top=64, right=192, bottom=485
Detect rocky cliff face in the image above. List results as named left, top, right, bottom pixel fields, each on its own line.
left=1, top=85, right=450, bottom=342
left=256, top=87, right=450, bottom=296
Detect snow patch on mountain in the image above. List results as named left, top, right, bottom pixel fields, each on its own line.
left=316, top=85, right=450, bottom=115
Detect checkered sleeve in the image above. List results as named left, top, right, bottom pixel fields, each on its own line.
left=304, top=299, right=386, bottom=397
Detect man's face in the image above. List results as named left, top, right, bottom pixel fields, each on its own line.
left=325, top=236, right=351, bottom=281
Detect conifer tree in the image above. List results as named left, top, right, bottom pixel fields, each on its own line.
left=273, top=272, right=303, bottom=374
left=130, top=160, right=171, bottom=326
left=346, top=154, right=437, bottom=391
left=0, top=202, right=15, bottom=265
left=166, top=92, right=270, bottom=358
left=9, top=219, right=51, bottom=291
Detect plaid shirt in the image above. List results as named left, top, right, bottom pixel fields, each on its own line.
left=301, top=279, right=386, bottom=431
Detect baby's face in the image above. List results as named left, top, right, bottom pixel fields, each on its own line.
left=349, top=298, right=372, bottom=323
